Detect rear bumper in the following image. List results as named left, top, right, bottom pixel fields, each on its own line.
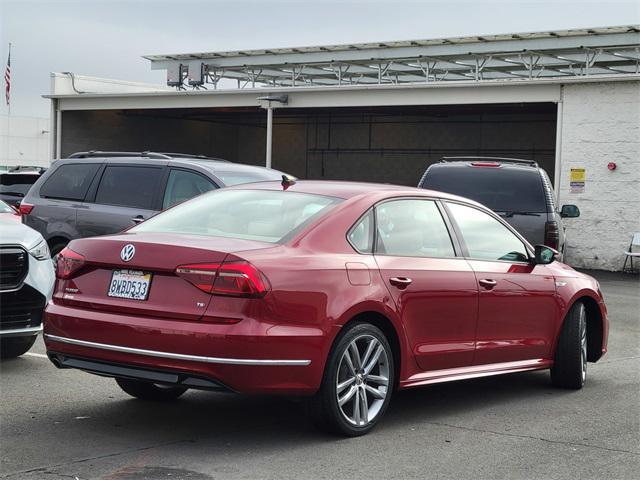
left=47, top=353, right=234, bottom=392
left=44, top=302, right=329, bottom=395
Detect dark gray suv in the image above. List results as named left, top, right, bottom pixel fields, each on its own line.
left=418, top=157, right=579, bottom=258
left=21, top=151, right=287, bottom=257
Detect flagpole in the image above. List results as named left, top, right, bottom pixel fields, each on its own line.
left=5, top=42, right=11, bottom=169
left=6, top=42, right=10, bottom=116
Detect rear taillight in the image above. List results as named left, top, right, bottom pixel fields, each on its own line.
left=176, top=260, right=270, bottom=298
left=544, top=221, right=560, bottom=250
left=56, top=247, right=86, bottom=279
left=19, top=202, right=34, bottom=215
left=174, top=263, right=220, bottom=293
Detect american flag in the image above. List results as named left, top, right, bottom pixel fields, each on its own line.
left=4, top=45, right=10, bottom=106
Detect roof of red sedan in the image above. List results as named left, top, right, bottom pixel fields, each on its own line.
left=230, top=179, right=473, bottom=203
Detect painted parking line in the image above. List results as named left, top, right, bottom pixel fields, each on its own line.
left=24, top=352, right=48, bottom=359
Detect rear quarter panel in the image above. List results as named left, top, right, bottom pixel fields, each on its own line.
left=24, top=198, right=79, bottom=244
left=236, top=245, right=412, bottom=389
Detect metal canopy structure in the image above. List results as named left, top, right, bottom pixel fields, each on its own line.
left=146, top=26, right=640, bottom=90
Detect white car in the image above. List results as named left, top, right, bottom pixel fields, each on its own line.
left=1, top=204, right=55, bottom=358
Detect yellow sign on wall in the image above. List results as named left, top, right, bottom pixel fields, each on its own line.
left=570, top=168, right=586, bottom=193
left=570, top=168, right=586, bottom=182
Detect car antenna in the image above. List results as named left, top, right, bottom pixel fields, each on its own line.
left=281, top=174, right=296, bottom=190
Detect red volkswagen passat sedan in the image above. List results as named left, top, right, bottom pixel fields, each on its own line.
left=45, top=180, right=608, bottom=436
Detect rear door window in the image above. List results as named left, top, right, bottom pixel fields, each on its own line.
left=163, top=169, right=216, bottom=209
left=39, top=164, right=100, bottom=201
left=375, top=199, right=455, bottom=258
left=95, top=166, right=163, bottom=209
left=422, top=166, right=546, bottom=213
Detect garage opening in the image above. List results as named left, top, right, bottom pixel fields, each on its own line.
left=60, top=103, right=557, bottom=186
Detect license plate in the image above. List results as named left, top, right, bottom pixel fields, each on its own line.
left=107, top=270, right=152, bottom=301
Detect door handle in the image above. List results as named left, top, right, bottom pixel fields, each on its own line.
left=389, top=277, right=412, bottom=289
left=131, top=215, right=145, bottom=224
left=479, top=279, right=497, bottom=290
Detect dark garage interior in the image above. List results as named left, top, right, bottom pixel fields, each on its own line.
left=60, top=103, right=557, bottom=186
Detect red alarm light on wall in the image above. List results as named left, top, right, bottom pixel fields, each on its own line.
left=607, top=162, right=617, bottom=171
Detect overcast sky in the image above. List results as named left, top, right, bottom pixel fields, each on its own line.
left=1, top=0, right=638, bottom=117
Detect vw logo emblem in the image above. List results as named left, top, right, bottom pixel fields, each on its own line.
left=120, top=244, right=136, bottom=262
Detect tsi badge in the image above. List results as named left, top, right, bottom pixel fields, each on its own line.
left=120, top=244, right=136, bottom=262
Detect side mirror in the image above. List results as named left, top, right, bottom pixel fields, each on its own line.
left=534, top=245, right=559, bottom=265
left=560, top=204, right=580, bottom=218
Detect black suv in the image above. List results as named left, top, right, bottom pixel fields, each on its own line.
left=418, top=157, right=579, bottom=257
left=21, top=151, right=287, bottom=257
left=0, top=167, right=45, bottom=208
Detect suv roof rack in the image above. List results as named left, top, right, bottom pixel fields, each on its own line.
left=441, top=156, right=538, bottom=166
left=158, top=152, right=229, bottom=162
left=68, top=151, right=173, bottom=160
left=67, top=151, right=230, bottom=162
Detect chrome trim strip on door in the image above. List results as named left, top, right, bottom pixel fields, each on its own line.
left=44, top=334, right=311, bottom=366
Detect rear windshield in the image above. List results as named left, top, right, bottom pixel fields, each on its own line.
left=0, top=174, right=40, bottom=197
left=422, top=165, right=546, bottom=212
left=132, top=189, right=342, bottom=243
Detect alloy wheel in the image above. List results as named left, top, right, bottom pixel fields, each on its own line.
left=336, top=334, right=390, bottom=427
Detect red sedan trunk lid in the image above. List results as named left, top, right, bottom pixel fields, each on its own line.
left=58, top=232, right=275, bottom=320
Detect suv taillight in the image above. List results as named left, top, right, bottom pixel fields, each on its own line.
left=19, top=202, right=34, bottom=215
left=176, top=260, right=270, bottom=298
left=56, top=247, right=86, bottom=279
left=544, top=221, right=560, bottom=250
left=471, top=162, right=501, bottom=167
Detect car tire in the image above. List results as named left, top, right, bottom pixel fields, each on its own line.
left=551, top=301, right=587, bottom=389
left=308, top=322, right=395, bottom=437
left=115, top=378, right=188, bottom=401
left=0, top=336, right=37, bottom=359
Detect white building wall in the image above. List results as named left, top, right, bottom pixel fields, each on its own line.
left=0, top=115, right=51, bottom=168
left=559, top=80, right=640, bottom=271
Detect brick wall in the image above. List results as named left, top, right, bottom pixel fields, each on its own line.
left=559, top=80, right=640, bottom=271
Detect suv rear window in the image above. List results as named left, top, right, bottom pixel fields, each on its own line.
left=0, top=174, right=39, bottom=197
left=132, top=189, right=342, bottom=243
left=40, top=163, right=100, bottom=201
left=421, top=165, right=546, bottom=213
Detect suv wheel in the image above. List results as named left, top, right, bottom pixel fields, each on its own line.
left=1, top=336, right=37, bottom=359
left=115, top=378, right=187, bottom=401
left=551, top=301, right=587, bottom=389
left=309, top=322, right=394, bottom=436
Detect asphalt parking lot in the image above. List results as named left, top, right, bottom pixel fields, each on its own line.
left=1, top=270, right=638, bottom=480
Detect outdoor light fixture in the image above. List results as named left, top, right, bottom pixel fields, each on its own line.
left=257, top=95, right=288, bottom=104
